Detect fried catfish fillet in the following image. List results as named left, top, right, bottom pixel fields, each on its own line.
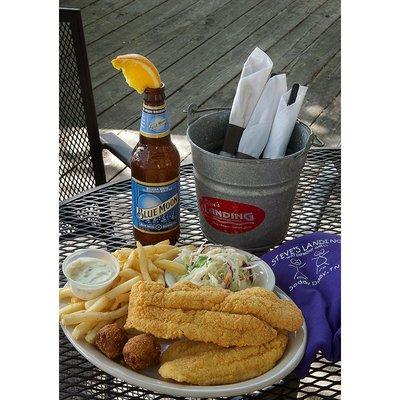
left=158, top=332, right=289, bottom=385
left=125, top=303, right=277, bottom=347
left=130, top=281, right=303, bottom=331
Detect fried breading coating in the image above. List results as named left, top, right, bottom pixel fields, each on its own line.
left=125, top=303, right=277, bottom=347
left=132, top=281, right=303, bottom=331
left=95, top=323, right=127, bottom=359
left=123, top=334, right=160, bottom=370
left=161, top=341, right=220, bottom=364
left=158, top=332, right=289, bottom=385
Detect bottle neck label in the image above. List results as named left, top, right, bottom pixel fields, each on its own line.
left=140, top=103, right=170, bottom=138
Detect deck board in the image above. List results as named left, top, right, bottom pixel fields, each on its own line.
left=187, top=0, right=340, bottom=116
left=84, top=0, right=167, bottom=44
left=300, top=51, right=341, bottom=127
left=60, top=0, right=340, bottom=180
left=92, top=0, right=233, bottom=113
left=89, top=0, right=234, bottom=88
left=283, top=19, right=340, bottom=86
left=195, top=0, right=340, bottom=145
left=81, top=0, right=136, bottom=27
left=60, top=0, right=99, bottom=9
left=200, top=0, right=339, bottom=106
left=165, top=0, right=330, bottom=128
left=94, top=0, right=279, bottom=123
left=86, top=0, right=198, bottom=64
left=311, top=93, right=341, bottom=147
left=97, top=0, right=306, bottom=130
left=127, top=0, right=330, bottom=132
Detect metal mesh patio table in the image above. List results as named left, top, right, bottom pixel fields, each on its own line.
left=59, top=149, right=341, bottom=399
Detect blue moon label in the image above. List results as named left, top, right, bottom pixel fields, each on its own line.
left=140, top=104, right=170, bottom=137
left=131, top=177, right=180, bottom=233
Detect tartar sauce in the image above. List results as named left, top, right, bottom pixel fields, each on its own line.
left=67, top=258, right=114, bottom=285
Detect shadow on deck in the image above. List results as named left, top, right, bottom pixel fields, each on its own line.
left=60, top=0, right=340, bottom=181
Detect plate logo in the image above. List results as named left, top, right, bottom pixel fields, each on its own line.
left=199, top=197, right=265, bottom=234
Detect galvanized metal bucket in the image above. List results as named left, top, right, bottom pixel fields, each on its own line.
left=186, top=105, right=314, bottom=252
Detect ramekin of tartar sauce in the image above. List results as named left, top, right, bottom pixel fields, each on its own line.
left=62, top=249, right=119, bottom=300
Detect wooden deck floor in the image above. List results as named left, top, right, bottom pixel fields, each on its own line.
left=61, top=0, right=340, bottom=178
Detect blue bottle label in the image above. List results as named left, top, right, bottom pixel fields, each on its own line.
left=140, top=104, right=170, bottom=137
left=131, top=177, right=180, bottom=233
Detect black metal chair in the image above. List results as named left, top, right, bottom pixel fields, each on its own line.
left=59, top=7, right=132, bottom=202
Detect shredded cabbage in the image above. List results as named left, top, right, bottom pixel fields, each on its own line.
left=174, top=244, right=258, bottom=291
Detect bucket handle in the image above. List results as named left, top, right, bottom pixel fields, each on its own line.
left=312, top=134, right=325, bottom=147
left=296, top=120, right=325, bottom=149
left=183, top=104, right=230, bottom=126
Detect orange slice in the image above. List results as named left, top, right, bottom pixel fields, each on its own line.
left=111, top=54, right=161, bottom=94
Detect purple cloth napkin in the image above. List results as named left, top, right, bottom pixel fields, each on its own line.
left=261, top=232, right=341, bottom=377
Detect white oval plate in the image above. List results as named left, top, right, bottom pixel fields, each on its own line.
left=165, top=247, right=276, bottom=291
left=60, top=286, right=307, bottom=398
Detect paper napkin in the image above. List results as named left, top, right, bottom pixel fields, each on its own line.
left=262, top=85, right=308, bottom=159
left=220, top=47, right=273, bottom=156
left=237, top=74, right=287, bottom=158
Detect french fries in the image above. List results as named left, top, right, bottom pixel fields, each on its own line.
left=155, top=247, right=180, bottom=261
left=147, top=259, right=161, bottom=274
left=72, top=321, right=98, bottom=340
left=136, top=241, right=152, bottom=282
left=85, top=320, right=110, bottom=344
left=59, top=302, right=85, bottom=319
left=154, top=244, right=175, bottom=253
left=123, top=249, right=140, bottom=271
left=156, top=273, right=165, bottom=285
left=86, top=276, right=140, bottom=312
left=110, top=293, right=130, bottom=310
left=87, top=296, right=110, bottom=312
left=154, top=259, right=187, bottom=275
left=62, top=305, right=129, bottom=326
left=60, top=239, right=185, bottom=345
left=114, top=315, right=127, bottom=328
left=59, top=287, right=73, bottom=300
left=84, top=297, right=99, bottom=310
left=143, top=245, right=156, bottom=257
left=113, top=247, right=133, bottom=260
left=155, top=239, right=170, bottom=246
left=119, top=268, right=140, bottom=280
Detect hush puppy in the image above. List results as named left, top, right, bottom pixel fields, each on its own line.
left=123, top=334, right=161, bottom=370
left=95, top=323, right=127, bottom=359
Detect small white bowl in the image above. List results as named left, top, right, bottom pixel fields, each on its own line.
left=165, top=247, right=275, bottom=291
left=62, top=249, right=119, bottom=300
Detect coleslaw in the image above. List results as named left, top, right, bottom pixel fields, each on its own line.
left=174, top=244, right=259, bottom=291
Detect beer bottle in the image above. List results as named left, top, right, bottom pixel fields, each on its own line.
left=131, top=83, right=180, bottom=245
